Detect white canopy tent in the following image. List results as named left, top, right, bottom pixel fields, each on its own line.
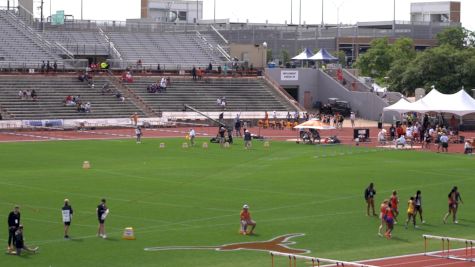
left=383, top=89, right=475, bottom=116
left=292, top=48, right=314, bottom=60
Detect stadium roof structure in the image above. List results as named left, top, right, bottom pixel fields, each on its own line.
left=292, top=48, right=314, bottom=60
left=309, top=48, right=338, bottom=61
left=383, top=89, right=475, bottom=116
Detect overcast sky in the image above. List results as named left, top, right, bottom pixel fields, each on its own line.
left=2, top=0, right=474, bottom=30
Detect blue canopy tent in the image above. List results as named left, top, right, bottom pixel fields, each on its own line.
left=309, top=48, right=339, bottom=61
left=292, top=48, right=314, bottom=67
left=292, top=48, right=314, bottom=60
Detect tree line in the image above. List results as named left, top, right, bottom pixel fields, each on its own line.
left=355, top=27, right=475, bottom=95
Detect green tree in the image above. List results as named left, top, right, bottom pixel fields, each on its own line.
left=281, top=49, right=290, bottom=65
left=355, top=38, right=392, bottom=77
left=266, top=49, right=273, bottom=63
left=333, top=50, right=347, bottom=67
left=436, top=27, right=475, bottom=49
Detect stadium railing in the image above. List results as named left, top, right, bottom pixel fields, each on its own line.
left=270, top=252, right=378, bottom=267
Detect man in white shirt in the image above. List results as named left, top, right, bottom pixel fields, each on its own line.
left=439, top=132, right=449, bottom=152
left=189, top=128, right=196, bottom=146
left=378, top=129, right=387, bottom=145
left=350, top=112, right=356, bottom=128
left=395, top=135, right=406, bottom=148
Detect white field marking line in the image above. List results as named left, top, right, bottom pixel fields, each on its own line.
left=2, top=131, right=64, bottom=140
left=75, top=129, right=133, bottom=138
left=22, top=217, right=123, bottom=230
left=143, top=127, right=211, bottom=136
left=19, top=209, right=360, bottom=246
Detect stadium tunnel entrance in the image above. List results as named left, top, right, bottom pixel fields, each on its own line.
left=283, top=86, right=299, bottom=102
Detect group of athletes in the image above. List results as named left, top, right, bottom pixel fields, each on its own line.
left=6, top=198, right=109, bottom=256
left=364, top=183, right=463, bottom=239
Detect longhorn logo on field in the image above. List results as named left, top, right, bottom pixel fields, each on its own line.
left=144, top=233, right=309, bottom=254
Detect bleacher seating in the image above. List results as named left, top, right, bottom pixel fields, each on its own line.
left=107, top=32, right=223, bottom=67
left=0, top=11, right=61, bottom=63
left=0, top=76, right=144, bottom=120
left=126, top=77, right=296, bottom=112
left=42, top=30, right=109, bottom=56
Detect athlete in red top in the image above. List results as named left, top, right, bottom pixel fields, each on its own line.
left=240, top=204, right=256, bottom=235
left=390, top=190, right=399, bottom=223
left=378, top=199, right=389, bottom=237
left=384, top=202, right=395, bottom=239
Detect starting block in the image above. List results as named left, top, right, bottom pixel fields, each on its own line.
left=122, top=227, right=136, bottom=240
left=182, top=143, right=189, bottom=149
left=82, top=161, right=91, bottom=169
left=202, top=142, right=208, bottom=149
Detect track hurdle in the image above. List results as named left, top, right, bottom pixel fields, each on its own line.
left=270, top=251, right=379, bottom=267
left=423, top=234, right=475, bottom=262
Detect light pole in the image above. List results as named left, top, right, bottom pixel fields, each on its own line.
left=196, top=0, right=198, bottom=24
left=392, top=0, right=395, bottom=35
left=290, top=0, right=293, bottom=24
left=334, top=0, right=345, bottom=37
left=299, top=0, right=302, bottom=26
left=213, top=0, right=216, bottom=23
left=321, top=0, right=324, bottom=27
left=81, top=0, right=83, bottom=20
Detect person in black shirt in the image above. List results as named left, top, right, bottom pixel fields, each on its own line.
left=389, top=124, right=396, bottom=141
left=244, top=129, right=252, bottom=149
left=218, top=126, right=226, bottom=147
left=414, top=190, right=425, bottom=224
left=13, top=225, right=37, bottom=255
left=96, top=198, right=109, bottom=238
left=7, top=205, right=20, bottom=252
left=62, top=199, right=73, bottom=239
left=364, top=183, right=377, bottom=216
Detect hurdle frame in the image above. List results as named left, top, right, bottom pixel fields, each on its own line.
left=270, top=251, right=379, bottom=267
left=423, top=234, right=475, bottom=262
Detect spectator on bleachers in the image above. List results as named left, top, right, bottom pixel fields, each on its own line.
left=31, top=90, right=37, bottom=101
left=157, top=64, right=161, bottom=73
left=64, top=95, right=75, bottom=106
left=223, top=64, right=228, bottom=76
left=18, top=90, right=23, bottom=100
left=90, top=62, right=98, bottom=72
left=216, top=98, right=221, bottom=106
left=46, top=60, right=51, bottom=73
left=159, top=77, right=167, bottom=92
left=25, top=90, right=31, bottom=100
left=41, top=61, right=46, bottom=73
left=53, top=61, right=58, bottom=72
left=122, top=71, right=133, bottom=83
left=115, top=91, right=125, bottom=102
left=100, top=61, right=109, bottom=70
left=207, top=62, right=213, bottom=73
left=197, top=68, right=203, bottom=80
left=191, top=66, right=197, bottom=81
left=84, top=102, right=92, bottom=113
left=136, top=59, right=143, bottom=69
left=217, top=65, right=222, bottom=74
left=166, top=77, right=171, bottom=87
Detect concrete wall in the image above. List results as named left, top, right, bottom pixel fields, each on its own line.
left=265, top=68, right=318, bottom=109
left=266, top=67, right=399, bottom=122
left=229, top=43, right=267, bottom=68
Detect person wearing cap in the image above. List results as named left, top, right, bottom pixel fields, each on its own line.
left=97, top=198, right=109, bottom=239
left=13, top=225, right=38, bottom=255
left=243, top=129, right=252, bottom=149
left=189, top=128, right=196, bottom=146
left=62, top=199, right=73, bottom=239
left=7, top=205, right=20, bottom=252
left=240, top=204, right=256, bottom=235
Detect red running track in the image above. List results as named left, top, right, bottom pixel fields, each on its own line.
left=360, top=249, right=475, bottom=266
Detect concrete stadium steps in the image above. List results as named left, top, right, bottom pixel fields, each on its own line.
left=107, top=32, right=223, bottom=66
left=0, top=11, right=61, bottom=62
left=125, top=77, right=296, bottom=112
left=0, top=76, right=144, bottom=120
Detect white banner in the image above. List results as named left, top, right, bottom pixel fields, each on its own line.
left=281, top=70, right=299, bottom=81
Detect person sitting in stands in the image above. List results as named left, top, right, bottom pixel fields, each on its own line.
left=464, top=140, right=473, bottom=154
left=31, top=90, right=37, bottom=101
left=395, top=135, right=406, bottom=148
left=216, top=98, right=222, bottom=106
left=101, top=82, right=112, bottom=95
left=25, top=90, right=31, bottom=100
left=84, top=102, right=91, bottom=113
left=159, top=77, right=167, bottom=92
left=18, top=90, right=24, bottom=100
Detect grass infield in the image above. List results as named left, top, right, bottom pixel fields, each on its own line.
left=0, top=138, right=474, bottom=266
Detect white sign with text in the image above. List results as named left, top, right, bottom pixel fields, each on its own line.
left=281, top=70, right=299, bottom=81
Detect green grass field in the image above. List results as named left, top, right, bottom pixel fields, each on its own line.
left=0, top=138, right=474, bottom=267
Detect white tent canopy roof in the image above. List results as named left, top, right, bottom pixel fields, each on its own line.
left=383, top=89, right=475, bottom=116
